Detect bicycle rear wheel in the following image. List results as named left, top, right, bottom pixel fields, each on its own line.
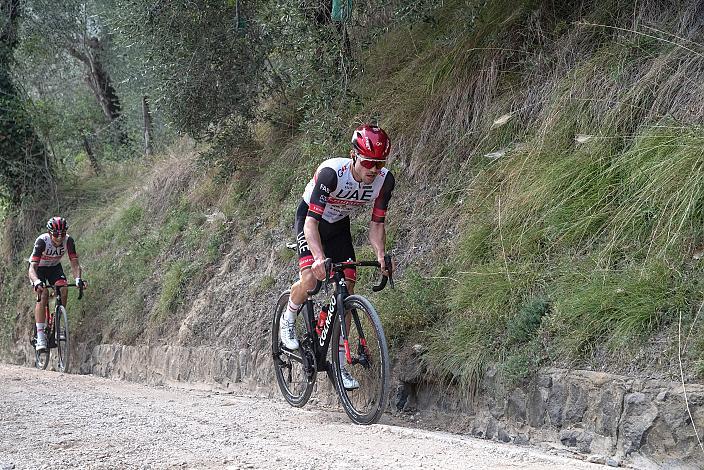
left=56, top=306, right=70, bottom=373
left=31, top=325, right=49, bottom=370
left=272, top=291, right=315, bottom=407
left=332, top=295, right=390, bottom=425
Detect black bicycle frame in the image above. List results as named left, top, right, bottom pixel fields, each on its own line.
left=301, top=269, right=348, bottom=372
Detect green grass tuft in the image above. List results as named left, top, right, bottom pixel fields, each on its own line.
left=154, top=260, right=193, bottom=323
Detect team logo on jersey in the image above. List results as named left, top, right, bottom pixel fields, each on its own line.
left=319, top=183, right=330, bottom=193
left=338, top=164, right=348, bottom=177
left=333, top=187, right=374, bottom=202
left=45, top=246, right=65, bottom=257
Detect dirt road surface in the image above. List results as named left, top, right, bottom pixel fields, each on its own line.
left=0, top=363, right=601, bottom=469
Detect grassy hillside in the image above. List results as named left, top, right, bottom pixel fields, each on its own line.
left=3, top=0, right=704, bottom=392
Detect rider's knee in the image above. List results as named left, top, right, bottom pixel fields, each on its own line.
left=38, top=290, right=49, bottom=302
left=300, top=269, right=317, bottom=291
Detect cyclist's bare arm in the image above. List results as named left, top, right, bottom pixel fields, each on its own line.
left=368, top=221, right=389, bottom=275
left=28, top=261, right=40, bottom=285
left=69, top=257, right=82, bottom=280
left=303, top=216, right=327, bottom=280
left=369, top=171, right=394, bottom=276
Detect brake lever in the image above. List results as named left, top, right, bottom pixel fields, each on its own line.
left=372, top=255, right=391, bottom=292
left=384, top=254, right=394, bottom=289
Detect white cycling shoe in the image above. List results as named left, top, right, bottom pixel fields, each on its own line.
left=340, top=366, right=360, bottom=390
left=279, top=317, right=300, bottom=350
left=35, top=333, right=47, bottom=352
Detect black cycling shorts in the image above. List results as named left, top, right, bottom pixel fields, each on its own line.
left=35, top=264, right=68, bottom=287
left=295, top=200, right=356, bottom=280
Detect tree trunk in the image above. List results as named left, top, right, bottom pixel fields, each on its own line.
left=0, top=0, right=20, bottom=48
left=142, top=95, right=153, bottom=156
left=67, top=37, right=128, bottom=144
left=82, top=134, right=101, bottom=175
left=85, top=52, right=122, bottom=122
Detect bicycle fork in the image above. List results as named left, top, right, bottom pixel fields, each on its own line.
left=333, top=279, right=371, bottom=369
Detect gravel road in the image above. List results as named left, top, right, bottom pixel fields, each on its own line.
left=0, top=363, right=601, bottom=469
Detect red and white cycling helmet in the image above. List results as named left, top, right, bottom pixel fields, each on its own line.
left=351, top=124, right=391, bottom=160
left=47, top=216, right=68, bottom=235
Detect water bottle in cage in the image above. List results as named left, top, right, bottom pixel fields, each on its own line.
left=315, top=305, right=329, bottom=336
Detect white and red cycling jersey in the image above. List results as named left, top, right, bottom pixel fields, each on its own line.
left=28, top=233, right=78, bottom=267
left=302, top=157, right=395, bottom=224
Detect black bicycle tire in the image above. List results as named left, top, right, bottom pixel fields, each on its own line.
left=31, top=325, right=50, bottom=370
left=332, top=295, right=390, bottom=425
left=56, top=305, right=70, bottom=373
left=272, top=290, right=315, bottom=407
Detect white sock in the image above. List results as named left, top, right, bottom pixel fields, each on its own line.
left=36, top=323, right=46, bottom=337
left=285, top=300, right=301, bottom=322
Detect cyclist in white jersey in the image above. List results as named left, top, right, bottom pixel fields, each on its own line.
left=28, top=217, right=86, bottom=351
left=281, top=124, right=395, bottom=390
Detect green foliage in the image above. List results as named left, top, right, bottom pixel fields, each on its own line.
left=107, top=0, right=266, bottom=139
left=154, top=260, right=192, bottom=323
left=206, top=225, right=228, bottom=264
left=375, top=269, right=450, bottom=343
left=499, top=297, right=549, bottom=385
left=506, top=297, right=549, bottom=346
left=0, top=52, right=51, bottom=205
left=258, top=275, right=276, bottom=293
left=424, top=315, right=493, bottom=393
left=548, top=261, right=682, bottom=358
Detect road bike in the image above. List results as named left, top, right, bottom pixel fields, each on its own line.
left=30, top=283, right=83, bottom=372
left=272, top=251, right=392, bottom=425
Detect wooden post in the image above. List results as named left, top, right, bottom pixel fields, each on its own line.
left=142, top=95, right=153, bottom=156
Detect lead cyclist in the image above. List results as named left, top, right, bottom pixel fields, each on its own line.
left=281, top=124, right=395, bottom=390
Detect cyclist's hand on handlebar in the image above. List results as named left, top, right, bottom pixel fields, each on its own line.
left=75, top=277, right=87, bottom=289
left=311, top=258, right=327, bottom=281
left=378, top=256, right=394, bottom=277
left=32, top=279, right=44, bottom=293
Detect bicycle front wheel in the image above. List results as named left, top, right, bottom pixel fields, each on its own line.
left=271, top=291, right=315, bottom=407
left=332, top=295, right=390, bottom=425
left=56, top=305, right=70, bottom=373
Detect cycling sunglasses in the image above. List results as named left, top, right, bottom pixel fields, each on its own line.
left=50, top=230, right=67, bottom=238
left=355, top=152, right=386, bottom=170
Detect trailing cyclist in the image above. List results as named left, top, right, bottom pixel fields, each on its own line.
left=282, top=124, right=395, bottom=390
left=28, top=217, right=86, bottom=351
